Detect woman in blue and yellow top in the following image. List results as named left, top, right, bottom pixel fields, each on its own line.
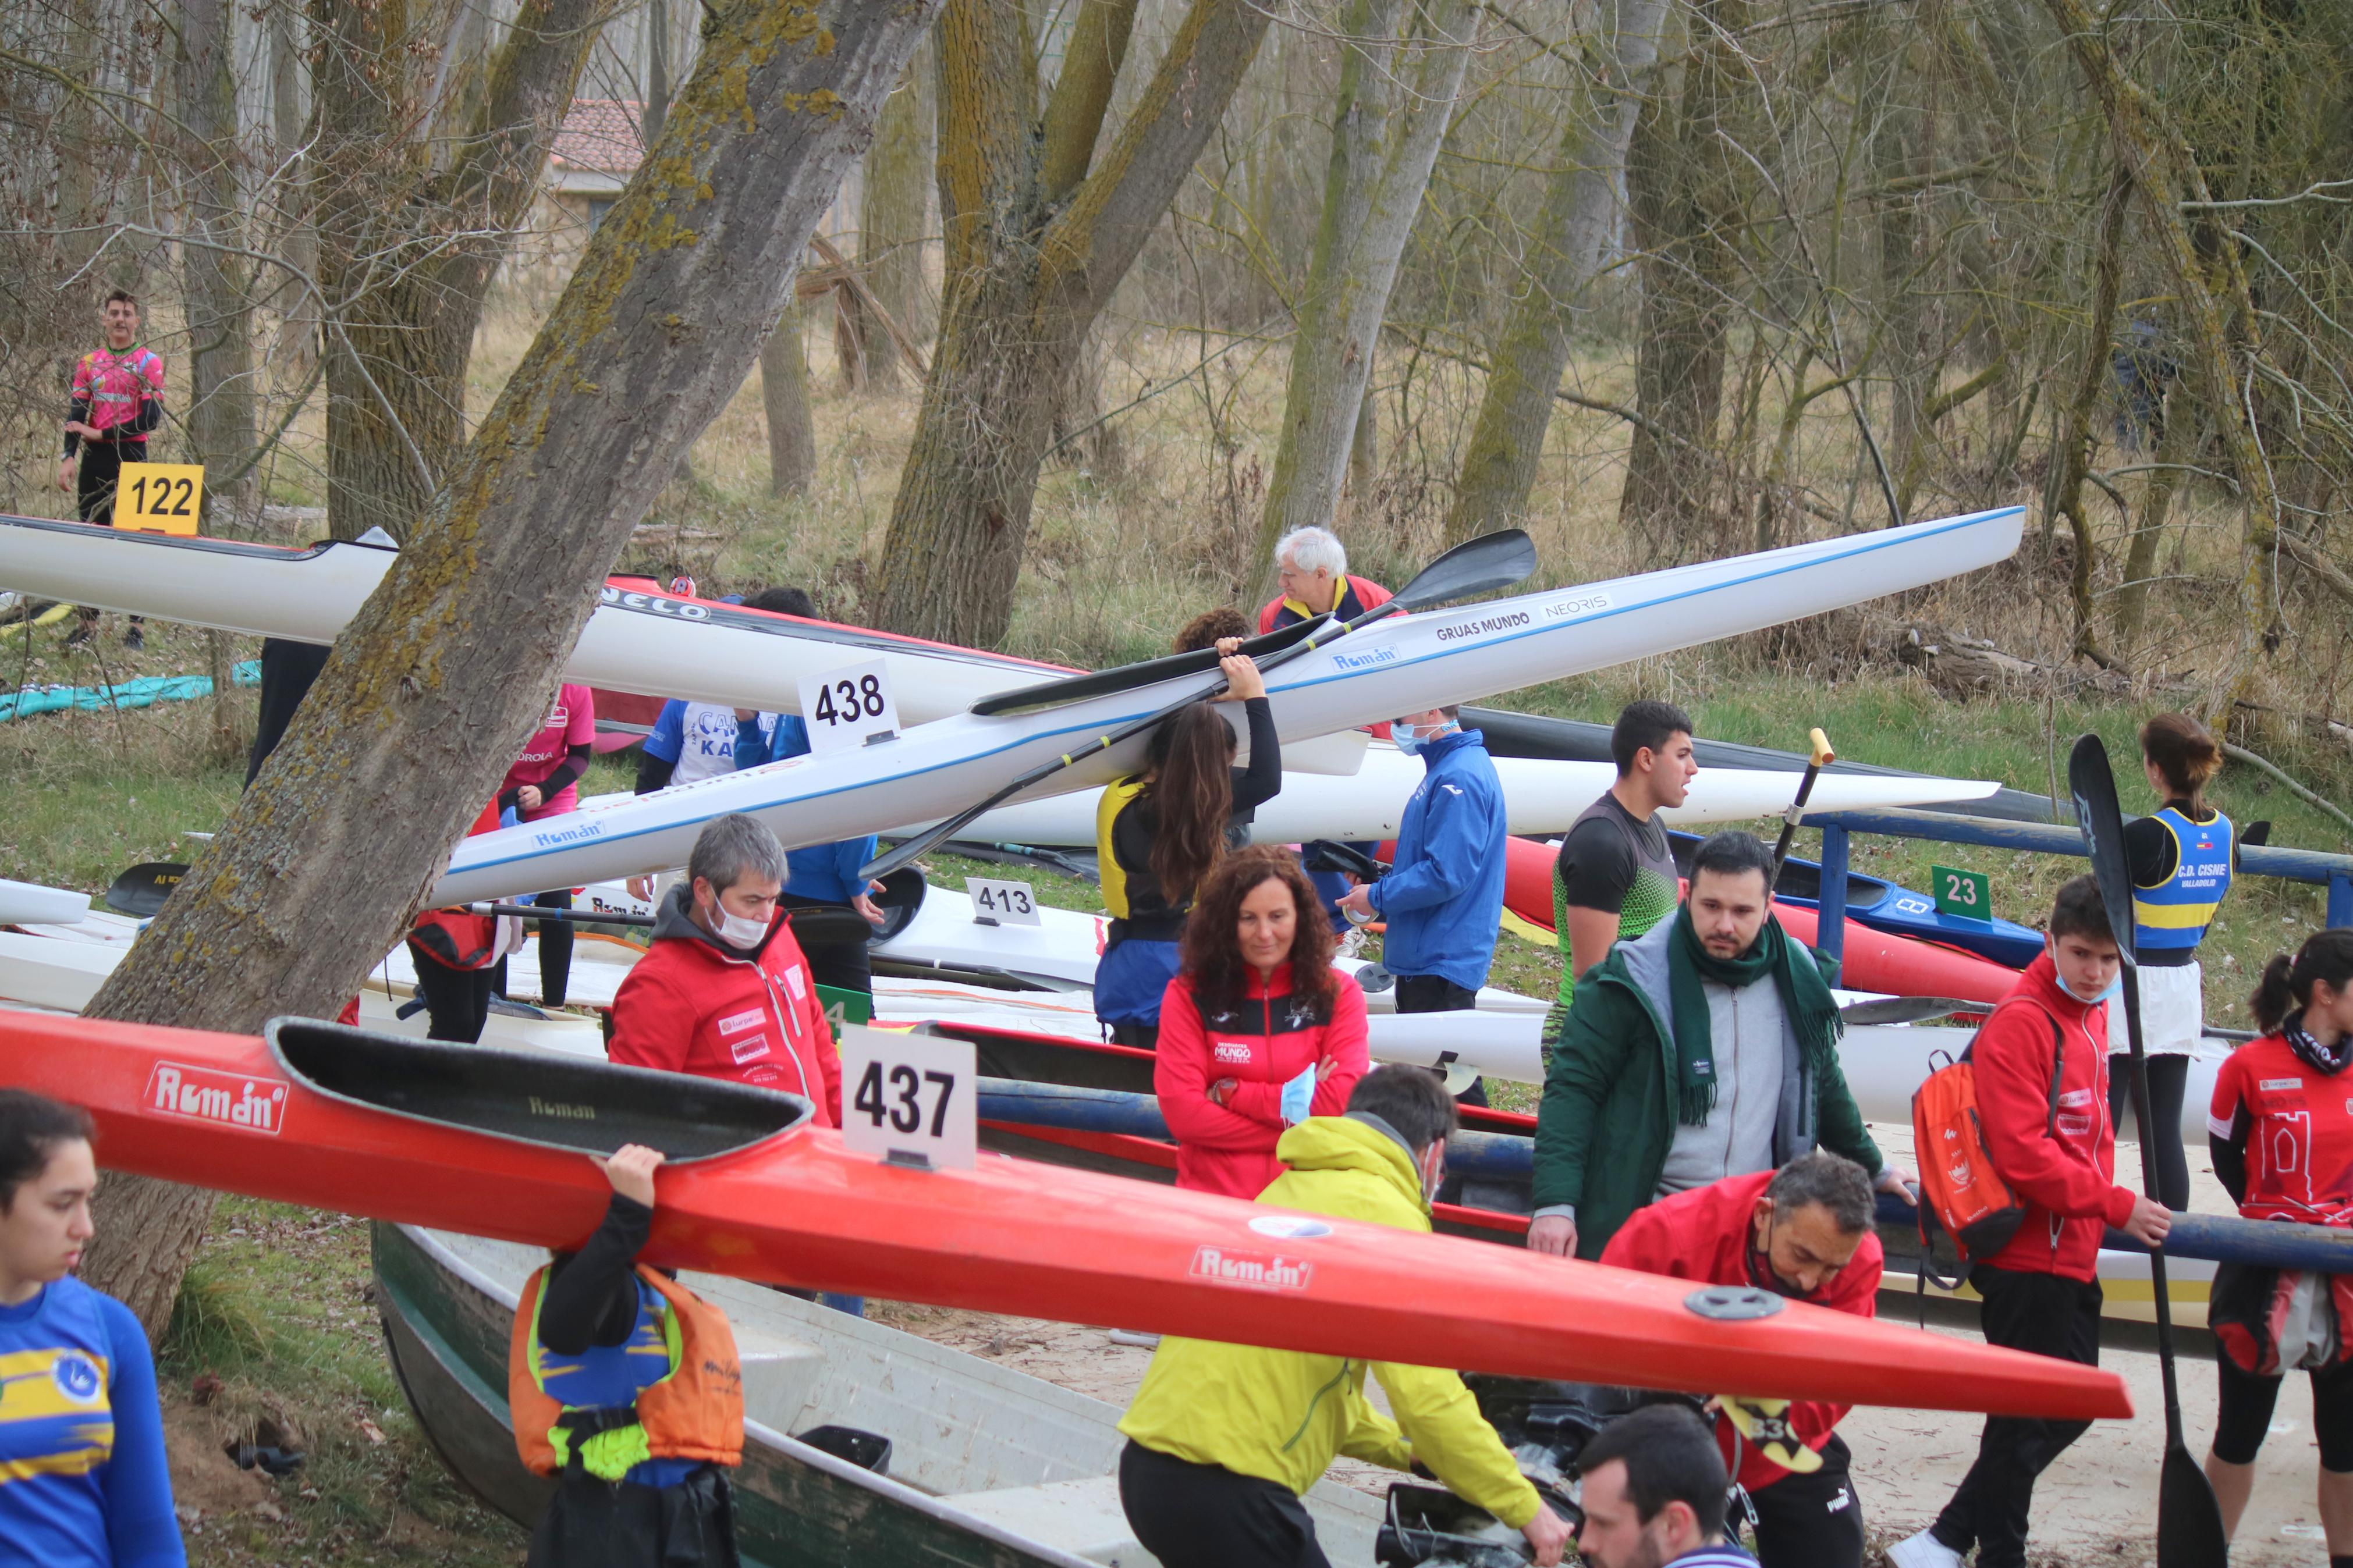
left=2106, top=712, right=2237, bottom=1211
left=0, top=1090, right=182, bottom=1567
left=1093, top=641, right=1282, bottom=1048
left=510, top=1143, right=743, bottom=1568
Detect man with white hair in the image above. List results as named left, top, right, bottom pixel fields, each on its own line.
left=1258, top=527, right=1392, bottom=634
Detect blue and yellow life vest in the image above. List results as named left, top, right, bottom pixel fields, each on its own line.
left=2132, top=806, right=2234, bottom=954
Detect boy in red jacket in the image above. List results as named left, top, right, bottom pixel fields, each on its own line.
left=1889, top=876, right=2171, bottom=1568
left=608, top=814, right=841, bottom=1124
left=1601, top=1150, right=1881, bottom=1568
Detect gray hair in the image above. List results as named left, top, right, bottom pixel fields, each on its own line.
left=1274, top=525, right=1347, bottom=580
left=1765, top=1149, right=1875, bottom=1235
left=687, top=813, right=789, bottom=894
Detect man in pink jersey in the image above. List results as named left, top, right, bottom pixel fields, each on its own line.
left=55, top=290, right=163, bottom=649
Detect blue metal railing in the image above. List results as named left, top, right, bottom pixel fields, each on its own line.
left=1798, top=807, right=2353, bottom=963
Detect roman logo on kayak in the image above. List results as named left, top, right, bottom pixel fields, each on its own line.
left=531, top=819, right=605, bottom=849
left=599, top=586, right=712, bottom=621
left=146, top=1062, right=289, bottom=1134
left=1434, top=609, right=1532, bottom=642
left=1331, top=646, right=1398, bottom=671
left=1189, top=1246, right=1314, bottom=1292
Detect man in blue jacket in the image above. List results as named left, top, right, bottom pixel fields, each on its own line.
left=1339, top=705, right=1507, bottom=1103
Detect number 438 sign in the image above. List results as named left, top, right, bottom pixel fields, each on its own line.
left=796, top=659, right=900, bottom=755
left=836, top=1025, right=975, bottom=1171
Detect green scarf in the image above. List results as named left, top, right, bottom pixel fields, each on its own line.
left=1665, top=903, right=1845, bottom=1126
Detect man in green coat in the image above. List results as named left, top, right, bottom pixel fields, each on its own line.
left=1527, top=831, right=1914, bottom=1259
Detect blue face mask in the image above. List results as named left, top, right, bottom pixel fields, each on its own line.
left=1393, top=720, right=1455, bottom=756
left=2049, top=940, right=2124, bottom=1005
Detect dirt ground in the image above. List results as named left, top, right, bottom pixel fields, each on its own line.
left=886, top=1125, right=2338, bottom=1567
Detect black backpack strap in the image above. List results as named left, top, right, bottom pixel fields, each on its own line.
left=2042, top=1009, right=2067, bottom=1139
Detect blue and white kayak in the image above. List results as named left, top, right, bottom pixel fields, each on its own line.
left=430, top=507, right=2025, bottom=905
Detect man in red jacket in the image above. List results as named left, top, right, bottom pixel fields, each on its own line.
left=1257, top=525, right=1391, bottom=633
left=1600, top=1149, right=1880, bottom=1567
left=1889, top=876, right=2172, bottom=1568
left=608, top=814, right=842, bottom=1125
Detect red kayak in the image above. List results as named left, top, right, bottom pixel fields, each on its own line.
left=1499, top=835, right=2017, bottom=1005
left=6, top=1011, right=2124, bottom=1418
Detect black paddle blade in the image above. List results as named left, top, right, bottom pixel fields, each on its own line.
left=2157, top=1439, right=2230, bottom=1568
left=968, top=618, right=1325, bottom=718
left=105, top=861, right=190, bottom=918
left=2065, top=734, right=2139, bottom=962
left=1389, top=528, right=1538, bottom=611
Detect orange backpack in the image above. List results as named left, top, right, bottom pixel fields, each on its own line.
left=1910, top=1005, right=2065, bottom=1286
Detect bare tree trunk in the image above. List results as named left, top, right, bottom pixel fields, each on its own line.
left=1346, top=382, right=1378, bottom=521
left=763, top=293, right=817, bottom=497
left=176, top=0, right=255, bottom=520
left=2046, top=165, right=2130, bottom=666
left=2037, top=0, right=2285, bottom=710
left=869, top=0, right=1273, bottom=646
left=1254, top=0, right=1472, bottom=589
left=312, top=0, right=617, bottom=542
left=857, top=37, right=936, bottom=386
left=76, top=0, right=938, bottom=1336
left=1617, top=0, right=1751, bottom=557
left=1443, top=0, right=1669, bottom=545
left=267, top=5, right=321, bottom=392
left=2117, top=385, right=2188, bottom=645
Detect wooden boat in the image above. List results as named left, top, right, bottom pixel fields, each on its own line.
left=374, top=1221, right=1388, bottom=1565
left=0, top=1009, right=2127, bottom=1416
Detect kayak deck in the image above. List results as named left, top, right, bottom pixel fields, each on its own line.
left=267, top=1019, right=808, bottom=1160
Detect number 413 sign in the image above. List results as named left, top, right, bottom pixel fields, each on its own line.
left=836, top=1025, right=975, bottom=1171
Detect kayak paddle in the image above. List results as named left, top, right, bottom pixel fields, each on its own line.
left=863, top=529, right=1539, bottom=882
left=1767, top=727, right=1836, bottom=887
left=465, top=902, right=655, bottom=929
left=105, top=861, right=190, bottom=918
left=2068, top=731, right=2230, bottom=1568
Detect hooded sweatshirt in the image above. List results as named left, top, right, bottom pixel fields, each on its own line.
left=1971, top=951, right=2139, bottom=1280
left=607, top=886, right=841, bottom=1123
left=1118, top=1114, right=1541, bottom=1528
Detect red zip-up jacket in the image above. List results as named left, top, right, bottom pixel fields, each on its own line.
left=608, top=887, right=841, bottom=1125
left=1154, top=964, right=1370, bottom=1199
left=1601, top=1170, right=1882, bottom=1492
left=1973, top=952, right=2140, bottom=1280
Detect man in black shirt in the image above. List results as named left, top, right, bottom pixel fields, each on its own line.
left=1550, top=701, right=1698, bottom=998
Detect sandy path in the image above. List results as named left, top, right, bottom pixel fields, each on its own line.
left=885, top=1122, right=2341, bottom=1564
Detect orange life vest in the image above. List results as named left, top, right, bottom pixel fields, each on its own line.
left=507, top=1263, right=745, bottom=1477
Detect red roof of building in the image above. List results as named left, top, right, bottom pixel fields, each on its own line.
left=551, top=99, right=645, bottom=175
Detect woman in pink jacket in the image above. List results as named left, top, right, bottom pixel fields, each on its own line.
left=1154, top=845, right=1369, bottom=1199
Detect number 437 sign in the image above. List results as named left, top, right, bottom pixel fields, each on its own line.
left=836, top=1025, right=975, bottom=1171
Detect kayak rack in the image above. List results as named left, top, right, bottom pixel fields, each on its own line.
left=1797, top=808, right=2353, bottom=967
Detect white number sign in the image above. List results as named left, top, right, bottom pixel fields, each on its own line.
left=836, top=1025, right=975, bottom=1171
left=795, top=659, right=900, bottom=754
left=966, top=876, right=1041, bottom=927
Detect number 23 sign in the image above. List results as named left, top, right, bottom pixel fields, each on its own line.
left=836, top=1025, right=975, bottom=1171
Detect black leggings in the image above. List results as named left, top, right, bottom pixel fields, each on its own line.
left=491, top=890, right=575, bottom=1007
left=2212, top=1347, right=2353, bottom=1470
left=1119, top=1441, right=1329, bottom=1568
left=2107, top=1052, right=2191, bottom=1211
left=409, top=951, right=494, bottom=1044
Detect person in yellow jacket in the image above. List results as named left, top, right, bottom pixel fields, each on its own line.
left=1117, top=1065, right=1574, bottom=1567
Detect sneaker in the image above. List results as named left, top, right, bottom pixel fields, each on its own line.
left=123, top=625, right=143, bottom=651
left=63, top=620, right=93, bottom=649
left=1886, top=1528, right=1966, bottom=1568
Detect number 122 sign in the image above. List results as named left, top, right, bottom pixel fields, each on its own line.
left=836, top=1025, right=975, bottom=1171
left=116, top=462, right=205, bottom=536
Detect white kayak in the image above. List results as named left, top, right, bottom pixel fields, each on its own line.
left=434, top=507, right=2025, bottom=905
left=945, top=742, right=1997, bottom=847
left=1838, top=1016, right=2220, bottom=1144
left=0, top=514, right=1064, bottom=724
left=0, top=879, right=89, bottom=927
left=0, top=919, right=605, bottom=1055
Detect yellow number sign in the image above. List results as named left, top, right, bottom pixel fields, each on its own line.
left=115, top=463, right=204, bottom=536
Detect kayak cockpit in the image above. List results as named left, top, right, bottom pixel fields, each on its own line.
left=265, top=1018, right=808, bottom=1160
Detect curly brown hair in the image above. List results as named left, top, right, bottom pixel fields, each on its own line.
left=1178, top=845, right=1339, bottom=1016
left=1173, top=606, right=1251, bottom=653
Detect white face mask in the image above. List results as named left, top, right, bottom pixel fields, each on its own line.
left=704, top=894, right=769, bottom=950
